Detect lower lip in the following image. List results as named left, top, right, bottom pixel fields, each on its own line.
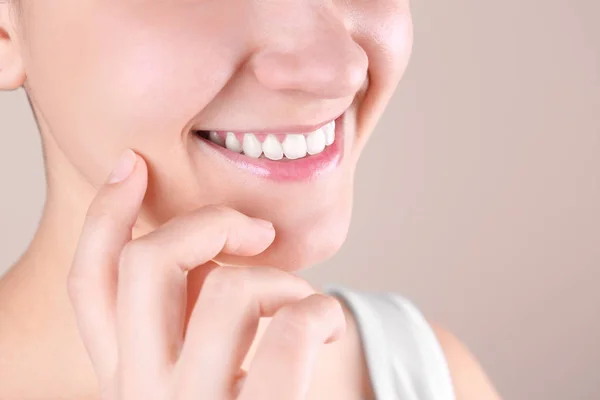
left=193, top=114, right=346, bottom=181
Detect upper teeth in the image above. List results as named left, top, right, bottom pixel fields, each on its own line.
left=206, top=120, right=336, bottom=161
left=209, top=131, right=226, bottom=147
left=242, top=132, right=263, bottom=158
left=282, top=134, right=307, bottom=160
left=225, top=132, right=243, bottom=153
left=262, top=134, right=284, bottom=160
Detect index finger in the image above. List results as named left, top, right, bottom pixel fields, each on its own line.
left=67, top=149, right=148, bottom=381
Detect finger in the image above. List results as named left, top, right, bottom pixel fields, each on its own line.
left=175, top=266, right=315, bottom=399
left=184, top=261, right=220, bottom=335
left=238, top=294, right=347, bottom=400
left=67, top=149, right=148, bottom=381
left=115, top=206, right=275, bottom=391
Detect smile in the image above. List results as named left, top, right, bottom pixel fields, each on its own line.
left=195, top=120, right=335, bottom=161
left=191, top=113, right=346, bottom=181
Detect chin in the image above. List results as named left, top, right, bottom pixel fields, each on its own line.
left=215, top=195, right=354, bottom=272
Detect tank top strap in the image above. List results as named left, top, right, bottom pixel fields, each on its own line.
left=324, top=285, right=455, bottom=400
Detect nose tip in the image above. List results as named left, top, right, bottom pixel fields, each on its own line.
left=251, top=32, right=368, bottom=100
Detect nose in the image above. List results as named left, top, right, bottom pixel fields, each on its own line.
left=249, top=5, right=368, bottom=100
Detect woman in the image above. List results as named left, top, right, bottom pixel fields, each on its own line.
left=0, top=0, right=501, bottom=399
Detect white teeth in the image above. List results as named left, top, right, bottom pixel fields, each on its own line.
left=306, top=128, right=326, bottom=155
left=225, top=132, right=243, bottom=153
left=282, top=134, right=307, bottom=160
left=242, top=133, right=263, bottom=158
left=324, top=121, right=335, bottom=146
left=209, top=131, right=225, bottom=146
left=207, top=119, right=337, bottom=160
left=262, top=134, right=284, bottom=160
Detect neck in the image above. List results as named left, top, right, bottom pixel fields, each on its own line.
left=0, top=133, right=153, bottom=398
left=4, top=130, right=152, bottom=301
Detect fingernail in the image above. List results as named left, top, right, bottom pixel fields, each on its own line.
left=107, top=149, right=137, bottom=184
left=252, top=217, right=274, bottom=230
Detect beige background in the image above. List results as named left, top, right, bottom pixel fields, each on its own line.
left=1, top=0, right=599, bottom=399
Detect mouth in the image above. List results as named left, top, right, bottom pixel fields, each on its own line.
left=191, top=113, right=346, bottom=181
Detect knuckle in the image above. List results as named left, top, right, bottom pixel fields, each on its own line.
left=275, top=307, right=320, bottom=342
left=84, top=196, right=118, bottom=226
left=117, top=240, right=152, bottom=276
left=223, top=225, right=243, bottom=253
left=275, top=295, right=343, bottom=342
left=317, top=294, right=345, bottom=318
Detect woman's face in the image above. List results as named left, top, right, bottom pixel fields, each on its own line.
left=8, top=0, right=412, bottom=270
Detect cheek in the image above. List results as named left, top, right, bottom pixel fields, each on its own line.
left=347, top=1, right=413, bottom=143
left=23, top=3, right=245, bottom=177
left=83, top=22, right=235, bottom=134
left=350, top=0, right=413, bottom=82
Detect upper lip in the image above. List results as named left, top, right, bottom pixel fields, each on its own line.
left=191, top=112, right=344, bottom=135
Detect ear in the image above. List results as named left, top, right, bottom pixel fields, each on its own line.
left=0, top=3, right=26, bottom=90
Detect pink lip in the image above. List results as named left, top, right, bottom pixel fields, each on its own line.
left=193, top=113, right=345, bottom=181
left=194, top=116, right=340, bottom=135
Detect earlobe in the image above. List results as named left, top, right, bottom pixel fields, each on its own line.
left=0, top=6, right=26, bottom=90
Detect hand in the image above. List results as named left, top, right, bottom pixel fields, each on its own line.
left=67, top=149, right=346, bottom=400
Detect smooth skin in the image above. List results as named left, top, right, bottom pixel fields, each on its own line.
left=0, top=0, right=502, bottom=399
left=71, top=150, right=347, bottom=400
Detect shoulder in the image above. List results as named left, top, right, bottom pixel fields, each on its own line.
left=429, top=322, right=503, bottom=400
left=324, top=286, right=503, bottom=400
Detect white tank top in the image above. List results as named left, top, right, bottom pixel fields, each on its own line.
left=325, top=286, right=456, bottom=400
